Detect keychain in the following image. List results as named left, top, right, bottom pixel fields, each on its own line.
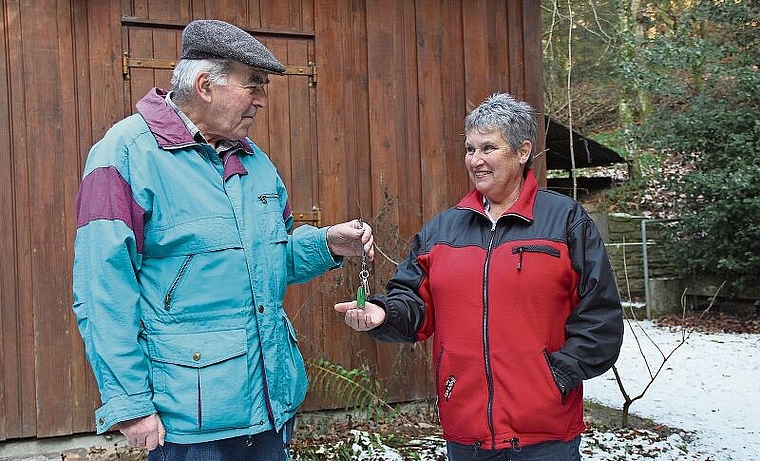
left=356, top=219, right=370, bottom=309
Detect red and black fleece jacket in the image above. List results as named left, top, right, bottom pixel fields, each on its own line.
left=367, top=171, right=624, bottom=449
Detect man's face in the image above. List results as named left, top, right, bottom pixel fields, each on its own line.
left=203, top=61, right=269, bottom=144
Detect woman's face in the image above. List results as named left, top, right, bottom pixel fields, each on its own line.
left=464, top=129, right=531, bottom=204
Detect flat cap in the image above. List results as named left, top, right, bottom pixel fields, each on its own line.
left=180, top=19, right=286, bottom=74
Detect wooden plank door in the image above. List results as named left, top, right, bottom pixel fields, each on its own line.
left=120, top=18, right=326, bottom=372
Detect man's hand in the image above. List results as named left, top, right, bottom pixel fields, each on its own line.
left=335, top=301, right=386, bottom=331
left=326, top=219, right=374, bottom=261
left=119, top=413, right=165, bottom=451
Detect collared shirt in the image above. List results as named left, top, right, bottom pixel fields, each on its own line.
left=165, top=91, right=241, bottom=159
left=483, top=196, right=498, bottom=225
left=164, top=92, right=206, bottom=144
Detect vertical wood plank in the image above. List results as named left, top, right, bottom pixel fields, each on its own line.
left=247, top=0, right=263, bottom=29
left=363, top=0, right=422, bottom=401
left=0, top=0, right=7, bottom=435
left=522, top=0, right=546, bottom=183
left=213, top=0, right=248, bottom=25
left=1, top=0, right=40, bottom=439
left=89, top=0, right=126, bottom=140
left=75, top=0, right=127, bottom=433
left=0, top=0, right=26, bottom=441
left=63, top=0, right=96, bottom=434
left=126, top=27, right=159, bottom=111
left=21, top=0, right=72, bottom=436
left=462, top=0, right=492, bottom=110
left=263, top=38, right=293, bottom=186
left=415, top=0, right=448, bottom=221
left=368, top=0, right=431, bottom=403
left=190, top=0, right=206, bottom=20
left=443, top=0, right=470, bottom=207
left=260, top=0, right=299, bottom=30
left=507, top=1, right=525, bottom=98
left=300, top=0, right=315, bottom=32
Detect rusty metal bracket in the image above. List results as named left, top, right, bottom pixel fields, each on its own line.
left=123, top=52, right=316, bottom=86
left=123, top=53, right=176, bottom=79
left=285, top=62, right=317, bottom=87
left=293, top=206, right=322, bottom=227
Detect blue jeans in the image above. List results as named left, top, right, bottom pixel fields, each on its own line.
left=447, top=436, right=582, bottom=461
left=147, top=418, right=295, bottom=461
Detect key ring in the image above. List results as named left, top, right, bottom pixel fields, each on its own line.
left=356, top=219, right=370, bottom=308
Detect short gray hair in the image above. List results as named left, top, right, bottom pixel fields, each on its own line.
left=170, top=58, right=233, bottom=103
left=464, top=93, right=538, bottom=172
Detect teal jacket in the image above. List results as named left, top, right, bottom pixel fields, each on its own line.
left=72, top=88, right=341, bottom=443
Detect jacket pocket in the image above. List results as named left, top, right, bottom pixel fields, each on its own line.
left=542, top=349, right=566, bottom=401
left=163, top=255, right=195, bottom=311
left=152, top=249, right=251, bottom=322
left=500, top=348, right=569, bottom=437
left=433, top=345, right=490, bottom=440
left=148, top=328, right=251, bottom=434
left=512, top=244, right=561, bottom=271
left=282, top=316, right=307, bottom=409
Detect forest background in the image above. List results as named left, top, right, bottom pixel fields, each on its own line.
left=542, top=0, right=760, bottom=293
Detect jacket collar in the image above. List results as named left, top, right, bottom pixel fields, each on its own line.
left=135, top=87, right=253, bottom=155
left=457, top=170, right=538, bottom=222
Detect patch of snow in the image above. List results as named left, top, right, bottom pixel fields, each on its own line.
left=291, top=320, right=760, bottom=460
left=585, top=320, right=760, bottom=460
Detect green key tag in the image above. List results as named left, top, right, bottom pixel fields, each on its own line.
left=356, top=285, right=366, bottom=309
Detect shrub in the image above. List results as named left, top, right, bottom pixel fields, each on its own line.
left=630, top=1, right=760, bottom=291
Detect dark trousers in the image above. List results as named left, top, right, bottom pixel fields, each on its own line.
left=447, top=435, right=582, bottom=461
left=148, top=418, right=295, bottom=461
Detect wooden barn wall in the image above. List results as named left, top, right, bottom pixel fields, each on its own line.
left=0, top=0, right=544, bottom=440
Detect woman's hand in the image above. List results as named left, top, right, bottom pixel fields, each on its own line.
left=334, top=301, right=386, bottom=331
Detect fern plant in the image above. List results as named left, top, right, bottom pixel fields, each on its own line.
left=306, top=358, right=398, bottom=424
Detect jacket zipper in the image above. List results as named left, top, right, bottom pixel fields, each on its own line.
left=512, top=244, right=561, bottom=271
left=435, top=346, right=445, bottom=396
left=257, top=193, right=279, bottom=204
left=164, top=255, right=194, bottom=310
left=482, top=223, right=497, bottom=448
left=433, top=346, right=444, bottom=422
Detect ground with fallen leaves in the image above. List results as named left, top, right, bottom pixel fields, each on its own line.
left=656, top=310, right=760, bottom=335
left=30, top=310, right=756, bottom=461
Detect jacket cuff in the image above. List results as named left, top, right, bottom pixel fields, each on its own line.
left=366, top=296, right=415, bottom=343
left=319, top=226, right=344, bottom=269
left=94, top=393, right=156, bottom=434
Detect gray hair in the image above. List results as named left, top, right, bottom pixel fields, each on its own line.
left=170, top=58, right=233, bottom=103
left=464, top=93, right=538, bottom=172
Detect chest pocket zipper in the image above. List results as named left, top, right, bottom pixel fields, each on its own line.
left=164, top=255, right=194, bottom=310
left=512, top=245, right=561, bottom=271
left=257, top=193, right=279, bottom=204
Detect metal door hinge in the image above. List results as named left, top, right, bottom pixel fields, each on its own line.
left=122, top=52, right=176, bottom=79
left=293, top=206, right=321, bottom=227
left=286, top=62, right=317, bottom=87
left=123, top=52, right=316, bottom=86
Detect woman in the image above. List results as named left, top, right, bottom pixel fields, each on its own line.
left=335, top=93, right=623, bottom=460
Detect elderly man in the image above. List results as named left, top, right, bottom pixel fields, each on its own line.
left=72, top=19, right=373, bottom=461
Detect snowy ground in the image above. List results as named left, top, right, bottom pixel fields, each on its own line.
left=584, top=319, right=760, bottom=460
left=292, top=319, right=760, bottom=460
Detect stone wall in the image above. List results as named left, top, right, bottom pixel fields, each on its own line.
left=588, top=212, right=758, bottom=317
left=589, top=212, right=680, bottom=301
